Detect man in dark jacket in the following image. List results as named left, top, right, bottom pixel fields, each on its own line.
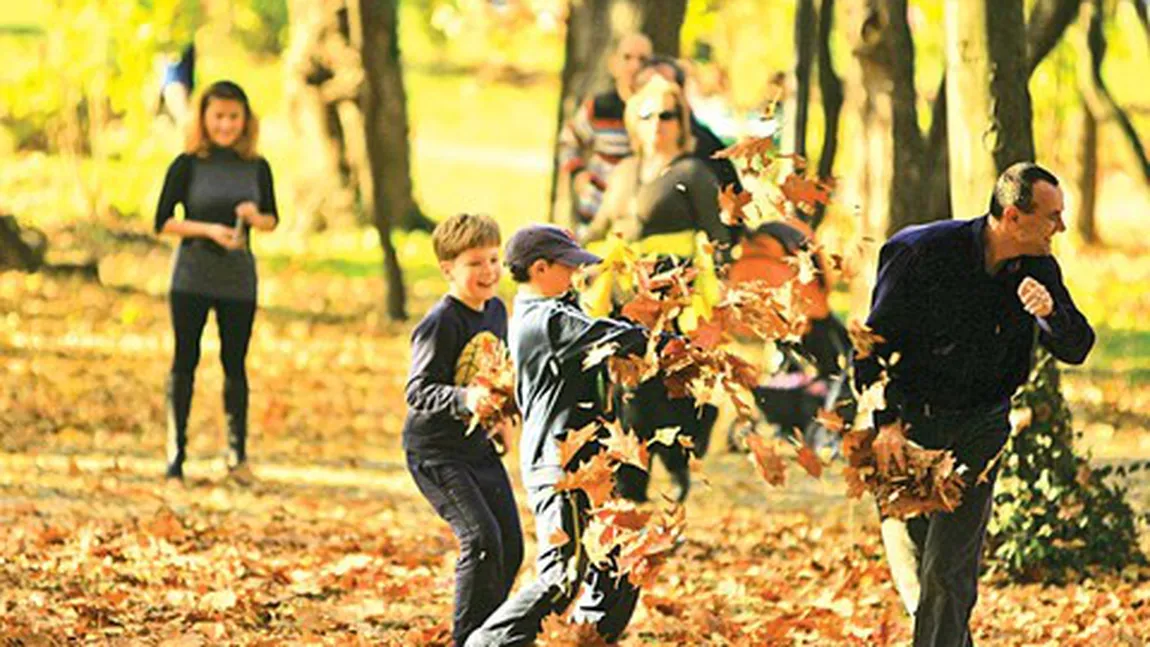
left=854, top=162, right=1094, bottom=646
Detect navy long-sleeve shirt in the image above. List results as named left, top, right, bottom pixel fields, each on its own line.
left=510, top=291, right=648, bottom=488
left=854, top=216, right=1094, bottom=426
left=402, top=295, right=507, bottom=461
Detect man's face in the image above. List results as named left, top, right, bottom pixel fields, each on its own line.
left=1008, top=181, right=1065, bottom=256
left=611, top=35, right=653, bottom=94
left=634, top=63, right=677, bottom=91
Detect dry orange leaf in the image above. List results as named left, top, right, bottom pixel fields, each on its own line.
left=555, top=451, right=615, bottom=507
left=745, top=432, right=787, bottom=487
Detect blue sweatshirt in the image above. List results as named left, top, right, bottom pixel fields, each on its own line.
left=509, top=291, right=648, bottom=488
left=402, top=295, right=507, bottom=461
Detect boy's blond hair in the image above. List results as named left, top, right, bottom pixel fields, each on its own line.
left=432, top=213, right=501, bottom=262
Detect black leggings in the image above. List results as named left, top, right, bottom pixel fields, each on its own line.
left=170, top=291, right=256, bottom=378
left=165, top=291, right=256, bottom=473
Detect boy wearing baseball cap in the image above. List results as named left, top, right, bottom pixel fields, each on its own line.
left=465, top=224, right=649, bottom=646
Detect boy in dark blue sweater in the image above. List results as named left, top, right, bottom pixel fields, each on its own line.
left=403, top=214, right=523, bottom=647
left=466, top=225, right=650, bottom=647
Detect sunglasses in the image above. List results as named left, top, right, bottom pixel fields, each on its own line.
left=640, top=108, right=682, bottom=122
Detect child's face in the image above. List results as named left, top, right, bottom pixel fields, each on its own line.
left=442, top=245, right=502, bottom=307
left=531, top=259, right=578, bottom=297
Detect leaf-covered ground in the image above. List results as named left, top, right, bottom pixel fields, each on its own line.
left=3, top=269, right=1150, bottom=645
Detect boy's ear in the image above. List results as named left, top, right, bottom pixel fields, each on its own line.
left=528, top=258, right=549, bottom=279
left=439, top=259, right=453, bottom=276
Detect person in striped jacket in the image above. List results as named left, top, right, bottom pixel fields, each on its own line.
left=558, top=32, right=652, bottom=238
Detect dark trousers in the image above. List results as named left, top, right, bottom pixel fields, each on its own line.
left=464, top=485, right=640, bottom=647
left=614, top=378, right=718, bottom=503
left=883, top=402, right=1010, bottom=647
left=408, top=454, right=524, bottom=647
left=166, top=292, right=257, bottom=475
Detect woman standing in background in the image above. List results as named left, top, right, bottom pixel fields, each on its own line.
left=153, top=80, right=278, bottom=484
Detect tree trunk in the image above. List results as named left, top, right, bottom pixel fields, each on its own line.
left=986, top=0, right=1036, bottom=168
left=0, top=215, right=45, bottom=272
left=945, top=0, right=998, bottom=219
left=284, top=0, right=363, bottom=232
left=640, top=0, right=688, bottom=57
left=945, top=0, right=1034, bottom=218
left=1076, top=0, right=1150, bottom=185
left=884, top=0, right=935, bottom=235
left=1026, top=0, right=1083, bottom=75
left=1134, top=0, right=1150, bottom=46
left=1076, top=94, right=1099, bottom=244
left=793, top=0, right=818, bottom=161
left=546, top=0, right=686, bottom=223
left=810, top=0, right=845, bottom=231
left=357, top=0, right=409, bottom=321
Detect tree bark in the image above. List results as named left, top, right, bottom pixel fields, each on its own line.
left=284, top=0, right=362, bottom=232
left=547, top=0, right=686, bottom=222
left=811, top=0, right=845, bottom=230
left=1076, top=94, right=1099, bottom=244
left=357, top=0, right=409, bottom=321
left=1134, top=0, right=1150, bottom=46
left=945, top=0, right=998, bottom=219
left=946, top=0, right=1034, bottom=219
left=793, top=0, right=818, bottom=160
left=1026, top=0, right=1083, bottom=75
left=884, top=0, right=936, bottom=235
left=640, top=0, right=688, bottom=57
left=0, top=215, right=45, bottom=272
left=987, top=0, right=1036, bottom=167
left=1077, top=0, right=1150, bottom=185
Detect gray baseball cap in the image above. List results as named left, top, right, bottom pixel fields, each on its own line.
left=505, top=224, right=602, bottom=270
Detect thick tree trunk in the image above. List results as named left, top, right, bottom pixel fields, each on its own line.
left=546, top=0, right=686, bottom=222
left=357, top=0, right=409, bottom=321
left=945, top=0, right=998, bottom=219
left=884, top=0, right=933, bottom=235
left=946, top=0, right=1034, bottom=218
left=284, top=0, right=363, bottom=232
left=852, top=0, right=895, bottom=250
left=640, top=0, right=687, bottom=57
left=810, top=0, right=845, bottom=230
left=987, top=0, right=1036, bottom=167
left=1077, top=0, right=1150, bottom=185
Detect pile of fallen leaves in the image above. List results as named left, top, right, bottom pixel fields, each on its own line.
left=3, top=269, right=1150, bottom=645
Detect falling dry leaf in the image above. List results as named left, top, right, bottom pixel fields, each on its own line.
left=746, top=432, right=787, bottom=487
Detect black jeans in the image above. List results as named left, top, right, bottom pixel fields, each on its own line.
left=882, top=402, right=1010, bottom=647
left=166, top=291, right=256, bottom=474
left=407, top=454, right=524, bottom=646
left=614, top=378, right=718, bottom=503
left=464, top=484, right=640, bottom=647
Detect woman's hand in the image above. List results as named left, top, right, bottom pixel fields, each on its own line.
left=235, top=201, right=259, bottom=225
left=208, top=224, right=245, bottom=251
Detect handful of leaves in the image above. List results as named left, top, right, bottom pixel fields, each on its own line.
left=463, top=335, right=520, bottom=438
left=840, top=421, right=969, bottom=519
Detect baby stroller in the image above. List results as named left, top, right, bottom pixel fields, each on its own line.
left=724, top=220, right=851, bottom=453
